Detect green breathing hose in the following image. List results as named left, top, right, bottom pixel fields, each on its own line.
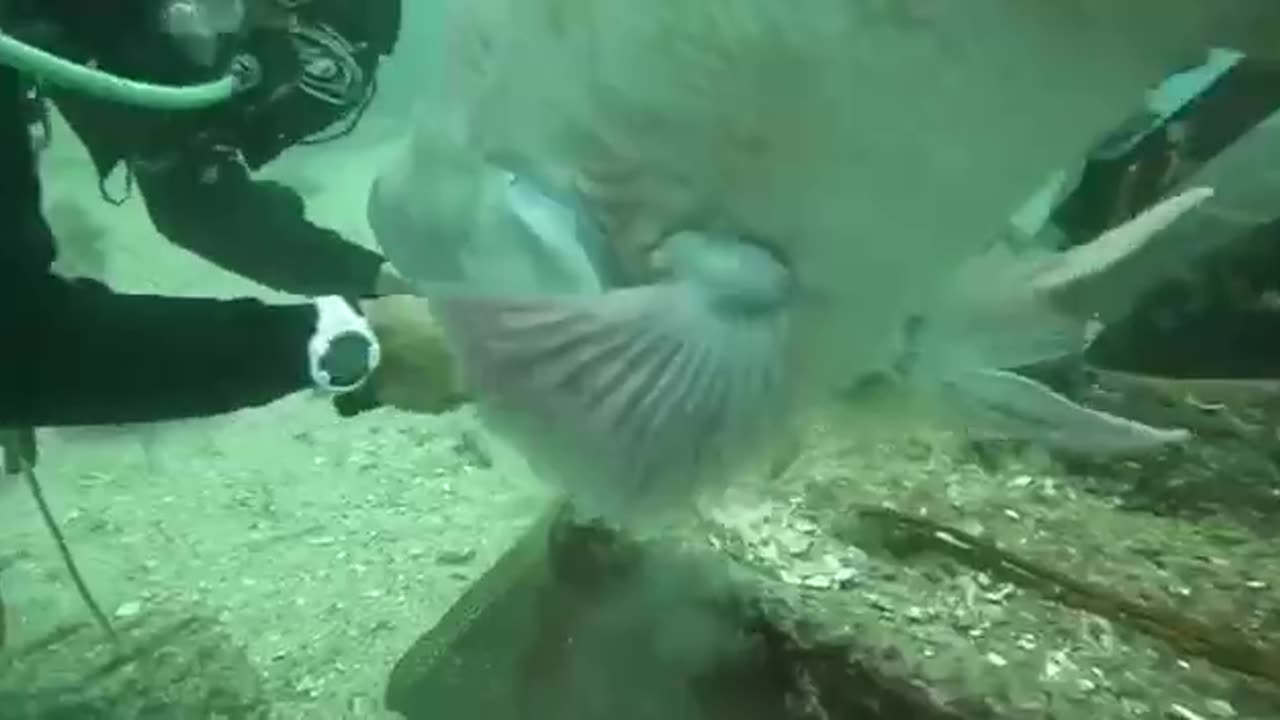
left=0, top=29, right=250, bottom=110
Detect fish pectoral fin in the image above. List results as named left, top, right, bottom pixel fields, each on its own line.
left=429, top=285, right=790, bottom=520
left=941, top=367, right=1190, bottom=454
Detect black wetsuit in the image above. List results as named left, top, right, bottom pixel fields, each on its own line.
left=45, top=0, right=401, bottom=296
left=0, top=0, right=399, bottom=426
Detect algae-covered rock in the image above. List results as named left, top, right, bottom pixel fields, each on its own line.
left=384, top=405, right=1280, bottom=720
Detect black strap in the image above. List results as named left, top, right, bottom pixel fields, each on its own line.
left=1, top=428, right=37, bottom=473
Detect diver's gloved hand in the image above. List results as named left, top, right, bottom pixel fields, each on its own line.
left=358, top=295, right=468, bottom=414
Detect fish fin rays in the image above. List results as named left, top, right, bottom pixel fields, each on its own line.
left=430, top=285, right=791, bottom=519
left=941, top=368, right=1189, bottom=454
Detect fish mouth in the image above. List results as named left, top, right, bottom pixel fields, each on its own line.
left=500, top=169, right=637, bottom=287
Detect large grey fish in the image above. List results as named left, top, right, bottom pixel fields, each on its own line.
left=376, top=0, right=1274, bottom=521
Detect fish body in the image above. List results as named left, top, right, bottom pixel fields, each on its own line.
left=378, top=0, right=1273, bottom=521
left=418, top=179, right=1209, bottom=521
left=430, top=225, right=798, bottom=517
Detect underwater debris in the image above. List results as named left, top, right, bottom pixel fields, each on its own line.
left=1061, top=370, right=1280, bottom=532
left=849, top=505, right=1280, bottom=688
left=1086, top=371, right=1280, bottom=446
left=384, top=501, right=998, bottom=720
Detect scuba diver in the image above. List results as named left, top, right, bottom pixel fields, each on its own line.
left=0, top=0, right=464, bottom=429
left=0, top=0, right=463, bottom=657
left=35, top=0, right=407, bottom=298
left=1031, top=48, right=1280, bottom=381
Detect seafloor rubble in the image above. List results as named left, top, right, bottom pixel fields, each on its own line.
left=387, top=389, right=1280, bottom=720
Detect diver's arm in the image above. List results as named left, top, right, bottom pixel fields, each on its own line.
left=0, top=268, right=317, bottom=427
left=2, top=71, right=316, bottom=426
left=132, top=145, right=388, bottom=297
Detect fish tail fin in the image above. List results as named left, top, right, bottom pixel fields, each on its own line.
left=908, top=291, right=1191, bottom=455
left=904, top=189, right=1215, bottom=454
left=936, top=367, right=1189, bottom=453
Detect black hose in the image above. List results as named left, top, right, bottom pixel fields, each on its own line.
left=3, top=429, right=116, bottom=643
left=21, top=461, right=116, bottom=642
